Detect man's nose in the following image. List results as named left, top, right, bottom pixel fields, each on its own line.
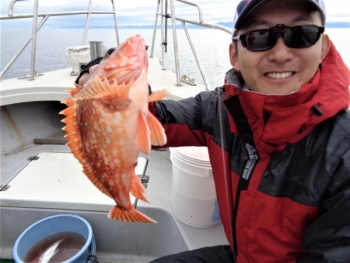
left=267, top=36, right=293, bottom=63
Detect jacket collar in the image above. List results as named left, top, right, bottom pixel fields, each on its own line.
left=223, top=41, right=350, bottom=153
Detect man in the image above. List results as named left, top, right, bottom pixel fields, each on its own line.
left=77, top=0, right=350, bottom=262
left=149, top=0, right=350, bottom=262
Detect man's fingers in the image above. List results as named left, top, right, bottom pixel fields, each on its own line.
left=78, top=73, right=89, bottom=86
left=89, top=65, right=98, bottom=73
left=78, top=65, right=99, bottom=86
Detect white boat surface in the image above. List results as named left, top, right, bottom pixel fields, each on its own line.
left=0, top=0, right=231, bottom=262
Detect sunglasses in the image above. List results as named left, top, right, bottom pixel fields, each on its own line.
left=232, top=24, right=325, bottom=51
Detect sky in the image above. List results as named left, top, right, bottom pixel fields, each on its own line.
left=0, top=0, right=349, bottom=28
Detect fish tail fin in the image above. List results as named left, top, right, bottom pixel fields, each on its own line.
left=130, top=172, right=148, bottom=202
left=137, top=111, right=151, bottom=154
left=148, top=89, right=170, bottom=102
left=147, top=113, right=167, bottom=146
left=108, top=206, right=157, bottom=223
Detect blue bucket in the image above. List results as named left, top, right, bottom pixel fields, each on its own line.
left=13, top=214, right=96, bottom=263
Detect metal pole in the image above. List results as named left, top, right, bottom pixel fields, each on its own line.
left=0, top=15, right=49, bottom=79
left=165, top=0, right=168, bottom=53
left=111, top=0, right=120, bottom=46
left=8, top=0, right=17, bottom=16
left=174, top=17, right=232, bottom=34
left=150, top=0, right=161, bottom=57
left=29, top=0, right=39, bottom=81
left=1, top=11, right=119, bottom=20
left=176, top=0, right=203, bottom=23
left=82, top=0, right=93, bottom=45
left=161, top=0, right=166, bottom=70
left=169, top=0, right=181, bottom=86
left=181, top=21, right=210, bottom=90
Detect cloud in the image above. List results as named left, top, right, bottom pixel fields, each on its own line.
left=1, top=0, right=349, bottom=28
left=324, top=0, right=350, bottom=22
left=0, top=0, right=236, bottom=28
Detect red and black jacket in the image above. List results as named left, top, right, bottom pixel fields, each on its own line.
left=150, top=42, right=350, bottom=262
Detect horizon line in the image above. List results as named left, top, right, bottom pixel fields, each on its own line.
left=1, top=21, right=349, bottom=29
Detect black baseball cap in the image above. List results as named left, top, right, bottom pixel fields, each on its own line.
left=232, top=0, right=326, bottom=35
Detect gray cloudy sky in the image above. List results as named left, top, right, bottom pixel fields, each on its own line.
left=1, top=0, right=349, bottom=28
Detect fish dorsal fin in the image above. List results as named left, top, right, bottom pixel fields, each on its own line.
left=64, top=83, right=83, bottom=96
left=147, top=113, right=167, bottom=146
left=148, top=89, right=170, bottom=102
left=138, top=111, right=151, bottom=154
left=75, top=83, right=83, bottom=90
left=74, top=76, right=132, bottom=100
left=65, top=89, right=79, bottom=96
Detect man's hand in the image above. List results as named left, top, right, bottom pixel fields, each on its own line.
left=78, top=64, right=98, bottom=86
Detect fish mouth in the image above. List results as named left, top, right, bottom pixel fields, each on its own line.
left=265, top=71, right=294, bottom=79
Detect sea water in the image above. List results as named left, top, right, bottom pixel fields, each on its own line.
left=1, top=28, right=349, bottom=89
left=24, top=232, right=86, bottom=263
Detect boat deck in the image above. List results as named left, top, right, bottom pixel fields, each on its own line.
left=0, top=144, right=227, bottom=262
left=0, top=58, right=227, bottom=262
left=0, top=57, right=208, bottom=106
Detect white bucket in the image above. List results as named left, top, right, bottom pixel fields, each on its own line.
left=170, top=147, right=221, bottom=228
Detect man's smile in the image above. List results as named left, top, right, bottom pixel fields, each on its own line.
left=265, top=72, right=294, bottom=79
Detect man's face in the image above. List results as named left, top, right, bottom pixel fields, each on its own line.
left=229, top=0, right=330, bottom=95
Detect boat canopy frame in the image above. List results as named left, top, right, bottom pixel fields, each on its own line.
left=0, top=0, right=120, bottom=81
left=0, top=0, right=232, bottom=91
left=150, top=0, right=232, bottom=90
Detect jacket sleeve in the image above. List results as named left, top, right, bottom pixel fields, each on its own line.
left=149, top=90, right=219, bottom=148
left=299, top=148, right=350, bottom=262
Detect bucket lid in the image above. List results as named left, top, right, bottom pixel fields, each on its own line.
left=170, top=147, right=211, bottom=167
left=170, top=146, right=209, bottom=160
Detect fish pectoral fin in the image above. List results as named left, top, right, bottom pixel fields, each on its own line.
left=137, top=111, right=151, bottom=154
left=130, top=172, right=148, bottom=202
left=148, top=89, right=170, bottom=102
left=147, top=112, right=167, bottom=146
left=108, top=206, right=157, bottom=223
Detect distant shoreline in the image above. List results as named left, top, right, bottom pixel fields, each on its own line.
left=55, top=21, right=350, bottom=29
left=2, top=21, right=349, bottom=29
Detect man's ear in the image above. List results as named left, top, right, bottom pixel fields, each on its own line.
left=321, top=34, right=331, bottom=61
left=229, top=42, right=241, bottom=71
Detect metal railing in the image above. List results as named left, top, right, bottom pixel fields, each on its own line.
left=150, top=0, right=232, bottom=90
left=0, top=0, right=120, bottom=80
left=1, top=0, right=232, bottom=90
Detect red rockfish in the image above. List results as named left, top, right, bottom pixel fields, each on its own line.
left=60, top=34, right=168, bottom=223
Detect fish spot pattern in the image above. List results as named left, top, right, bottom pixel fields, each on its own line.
left=106, top=125, right=113, bottom=134
left=76, top=81, right=144, bottom=216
